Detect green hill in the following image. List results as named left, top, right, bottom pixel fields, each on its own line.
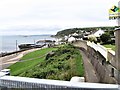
left=19, top=44, right=84, bottom=81
left=55, top=26, right=117, bottom=37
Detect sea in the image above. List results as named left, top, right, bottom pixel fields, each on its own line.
left=0, top=35, right=55, bottom=53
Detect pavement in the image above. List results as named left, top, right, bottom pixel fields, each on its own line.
left=80, top=49, right=100, bottom=83
left=0, top=48, right=43, bottom=71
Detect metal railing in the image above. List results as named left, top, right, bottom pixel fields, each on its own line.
left=0, top=76, right=119, bottom=90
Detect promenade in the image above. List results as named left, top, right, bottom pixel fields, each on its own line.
left=0, top=48, right=43, bottom=71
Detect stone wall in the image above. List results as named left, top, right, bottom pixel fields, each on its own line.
left=87, top=46, right=117, bottom=84
left=107, top=51, right=116, bottom=68
left=73, top=40, right=119, bottom=84
left=73, top=40, right=87, bottom=50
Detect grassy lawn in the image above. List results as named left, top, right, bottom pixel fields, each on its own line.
left=22, top=48, right=57, bottom=60
left=8, top=47, right=57, bottom=75
left=9, top=57, right=45, bottom=76
left=103, top=44, right=115, bottom=51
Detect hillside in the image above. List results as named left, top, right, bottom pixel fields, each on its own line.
left=55, top=26, right=118, bottom=37
left=8, top=48, right=57, bottom=76
left=19, top=44, right=84, bottom=81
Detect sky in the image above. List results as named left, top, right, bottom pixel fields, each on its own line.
left=0, top=0, right=119, bottom=35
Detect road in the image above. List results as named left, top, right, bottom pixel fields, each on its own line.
left=80, top=49, right=100, bottom=83
left=0, top=48, right=43, bottom=71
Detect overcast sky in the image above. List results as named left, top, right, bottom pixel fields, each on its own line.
left=0, top=0, right=119, bottom=35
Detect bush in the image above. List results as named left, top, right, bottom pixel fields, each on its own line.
left=45, top=52, right=55, bottom=60
left=100, top=33, right=110, bottom=44
left=88, top=35, right=97, bottom=43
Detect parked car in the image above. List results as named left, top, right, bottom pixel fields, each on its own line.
left=1, top=69, right=10, bottom=75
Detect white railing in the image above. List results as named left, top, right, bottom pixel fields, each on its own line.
left=0, top=76, right=119, bottom=89
left=87, top=42, right=108, bottom=60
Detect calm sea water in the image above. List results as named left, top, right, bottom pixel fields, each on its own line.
left=0, top=35, right=55, bottom=53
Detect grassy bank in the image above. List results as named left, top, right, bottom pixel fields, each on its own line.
left=103, top=44, right=115, bottom=51
left=21, top=48, right=57, bottom=60
left=8, top=48, right=57, bottom=76
left=19, top=44, right=84, bottom=81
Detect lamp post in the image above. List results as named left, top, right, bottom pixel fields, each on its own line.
left=16, top=40, right=17, bottom=52
left=34, top=39, right=35, bottom=45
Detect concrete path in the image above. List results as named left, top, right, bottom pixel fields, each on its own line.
left=80, top=49, right=100, bottom=83
left=0, top=48, right=43, bottom=71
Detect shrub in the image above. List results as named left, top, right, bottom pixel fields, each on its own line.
left=45, top=52, right=55, bottom=60
left=100, top=33, right=110, bottom=44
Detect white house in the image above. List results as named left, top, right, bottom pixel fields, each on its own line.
left=72, top=33, right=79, bottom=36
left=93, top=29, right=105, bottom=37
left=68, top=36, right=76, bottom=43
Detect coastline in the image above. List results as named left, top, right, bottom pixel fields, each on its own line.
left=0, top=35, right=55, bottom=53
left=0, top=45, right=47, bottom=71
left=0, top=44, right=46, bottom=57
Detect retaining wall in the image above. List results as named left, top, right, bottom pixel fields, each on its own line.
left=73, top=40, right=119, bottom=84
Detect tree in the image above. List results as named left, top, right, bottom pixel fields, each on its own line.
left=88, top=35, right=97, bottom=43
left=100, top=33, right=110, bottom=44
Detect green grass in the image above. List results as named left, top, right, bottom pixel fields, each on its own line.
left=19, top=44, right=84, bottom=81
left=8, top=45, right=84, bottom=81
left=8, top=48, right=57, bottom=75
left=9, top=57, right=45, bottom=76
left=103, top=44, right=115, bottom=51
left=22, top=48, right=57, bottom=60
left=76, top=52, right=84, bottom=76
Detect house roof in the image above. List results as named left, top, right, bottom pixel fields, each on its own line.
left=93, top=29, right=105, bottom=37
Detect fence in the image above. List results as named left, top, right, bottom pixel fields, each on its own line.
left=0, top=76, right=119, bottom=90
left=87, top=42, right=108, bottom=60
